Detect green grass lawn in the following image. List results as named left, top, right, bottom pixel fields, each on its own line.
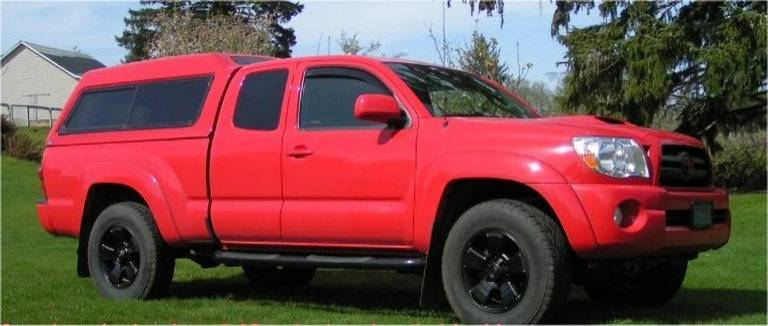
left=2, top=156, right=766, bottom=323
left=16, top=127, right=50, bottom=146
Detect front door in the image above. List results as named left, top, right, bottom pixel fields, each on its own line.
left=281, top=62, right=417, bottom=247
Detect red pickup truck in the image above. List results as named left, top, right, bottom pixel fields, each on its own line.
left=37, top=53, right=730, bottom=323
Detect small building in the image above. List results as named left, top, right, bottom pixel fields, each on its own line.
left=1, top=41, right=106, bottom=125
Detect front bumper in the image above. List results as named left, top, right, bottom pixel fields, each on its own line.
left=571, top=184, right=730, bottom=257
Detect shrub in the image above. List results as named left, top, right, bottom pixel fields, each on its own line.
left=712, top=134, right=767, bottom=192
left=4, top=133, right=42, bottom=162
left=1, top=115, right=17, bottom=149
left=1, top=117, right=42, bottom=162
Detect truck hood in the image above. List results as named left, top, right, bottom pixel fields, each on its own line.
left=444, top=115, right=703, bottom=147
left=429, top=115, right=705, bottom=184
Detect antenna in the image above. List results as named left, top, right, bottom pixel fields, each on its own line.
left=316, top=33, right=323, bottom=55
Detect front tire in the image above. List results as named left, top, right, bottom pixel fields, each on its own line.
left=582, top=260, right=687, bottom=305
left=87, top=202, right=175, bottom=299
left=441, top=199, right=572, bottom=324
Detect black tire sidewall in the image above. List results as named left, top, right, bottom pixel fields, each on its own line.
left=442, top=200, right=562, bottom=324
left=87, top=203, right=161, bottom=299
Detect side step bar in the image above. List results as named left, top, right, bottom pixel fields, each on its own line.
left=214, top=251, right=426, bottom=270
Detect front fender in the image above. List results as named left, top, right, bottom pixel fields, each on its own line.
left=76, top=162, right=185, bottom=245
left=413, top=151, right=598, bottom=255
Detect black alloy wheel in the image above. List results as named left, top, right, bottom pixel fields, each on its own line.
left=99, top=226, right=141, bottom=289
left=441, top=199, right=572, bottom=324
left=461, top=229, right=529, bottom=313
left=87, top=202, right=174, bottom=299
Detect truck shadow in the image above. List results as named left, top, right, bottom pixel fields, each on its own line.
left=166, top=269, right=766, bottom=323
left=557, top=287, right=767, bottom=323
left=166, top=269, right=442, bottom=318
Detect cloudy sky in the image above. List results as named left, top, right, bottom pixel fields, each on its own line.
left=1, top=0, right=600, bottom=88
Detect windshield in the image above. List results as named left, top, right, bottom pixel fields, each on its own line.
left=386, top=63, right=535, bottom=118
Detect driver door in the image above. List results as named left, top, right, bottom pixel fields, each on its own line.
left=281, top=61, right=418, bottom=247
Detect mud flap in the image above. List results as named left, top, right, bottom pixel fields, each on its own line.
left=419, top=253, right=450, bottom=310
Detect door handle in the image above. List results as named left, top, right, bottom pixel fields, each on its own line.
left=287, top=146, right=313, bottom=158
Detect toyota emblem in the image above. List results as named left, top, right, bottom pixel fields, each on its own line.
left=680, top=152, right=695, bottom=180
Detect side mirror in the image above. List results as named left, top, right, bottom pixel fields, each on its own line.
left=354, top=94, right=404, bottom=128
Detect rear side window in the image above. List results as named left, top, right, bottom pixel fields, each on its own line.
left=299, top=67, right=391, bottom=129
left=63, top=76, right=211, bottom=133
left=65, top=88, right=134, bottom=132
left=234, top=70, right=289, bottom=130
left=129, top=78, right=210, bottom=128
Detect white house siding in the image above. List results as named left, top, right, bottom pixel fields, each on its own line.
left=1, top=46, right=79, bottom=123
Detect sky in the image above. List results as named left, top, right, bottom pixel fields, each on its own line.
left=1, top=0, right=601, bottom=89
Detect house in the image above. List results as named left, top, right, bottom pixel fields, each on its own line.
left=1, top=41, right=106, bottom=124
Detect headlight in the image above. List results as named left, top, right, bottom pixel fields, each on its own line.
left=572, top=137, right=650, bottom=178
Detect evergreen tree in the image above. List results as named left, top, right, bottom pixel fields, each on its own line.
left=457, top=31, right=510, bottom=84
left=450, top=0, right=767, bottom=149
left=553, top=1, right=766, bottom=150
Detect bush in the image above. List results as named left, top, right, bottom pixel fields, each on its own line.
left=712, top=134, right=767, bottom=192
left=1, top=115, right=17, bottom=149
left=1, top=117, right=42, bottom=162
left=4, top=133, right=42, bottom=162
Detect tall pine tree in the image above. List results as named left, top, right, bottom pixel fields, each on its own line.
left=451, top=0, right=767, bottom=150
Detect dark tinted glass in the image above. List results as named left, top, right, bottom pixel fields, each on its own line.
left=64, top=76, right=211, bottom=133
left=300, top=67, right=391, bottom=129
left=234, top=70, right=289, bottom=130
left=230, top=55, right=274, bottom=65
left=65, top=88, right=135, bottom=131
left=129, top=77, right=210, bottom=128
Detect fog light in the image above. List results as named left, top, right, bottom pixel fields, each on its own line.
left=613, top=207, right=624, bottom=226
left=614, top=200, right=641, bottom=228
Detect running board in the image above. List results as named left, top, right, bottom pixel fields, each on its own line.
left=214, top=251, right=426, bottom=270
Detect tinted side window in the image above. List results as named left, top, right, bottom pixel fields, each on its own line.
left=129, top=77, right=211, bottom=128
left=300, top=67, right=391, bottom=129
left=65, top=88, right=135, bottom=131
left=234, top=70, right=289, bottom=130
left=63, top=76, right=211, bottom=133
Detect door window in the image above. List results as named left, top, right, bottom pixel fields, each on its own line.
left=299, top=67, right=391, bottom=129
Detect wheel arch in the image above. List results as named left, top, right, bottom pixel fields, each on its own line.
left=418, top=172, right=597, bottom=307
left=75, top=163, right=185, bottom=276
left=419, top=177, right=567, bottom=307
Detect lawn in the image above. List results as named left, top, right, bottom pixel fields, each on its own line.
left=16, top=127, right=49, bottom=146
left=2, top=155, right=766, bottom=324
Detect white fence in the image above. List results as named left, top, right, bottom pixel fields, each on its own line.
left=0, top=103, right=62, bottom=127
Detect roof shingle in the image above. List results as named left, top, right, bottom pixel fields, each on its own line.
left=17, top=42, right=106, bottom=77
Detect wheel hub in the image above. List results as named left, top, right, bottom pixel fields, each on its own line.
left=461, top=229, right=529, bottom=313
left=98, top=226, right=141, bottom=289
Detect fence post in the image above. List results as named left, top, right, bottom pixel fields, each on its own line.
left=26, top=106, right=31, bottom=127
left=48, top=107, right=53, bottom=127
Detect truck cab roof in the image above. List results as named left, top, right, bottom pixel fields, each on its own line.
left=80, top=53, right=433, bottom=88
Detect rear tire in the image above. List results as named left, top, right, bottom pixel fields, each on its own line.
left=242, top=266, right=316, bottom=289
left=582, top=260, right=687, bottom=305
left=441, top=199, right=572, bottom=324
left=87, top=202, right=175, bottom=299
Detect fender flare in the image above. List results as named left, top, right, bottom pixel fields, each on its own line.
left=416, top=151, right=599, bottom=307
left=77, top=161, right=185, bottom=245
left=414, top=151, right=578, bottom=252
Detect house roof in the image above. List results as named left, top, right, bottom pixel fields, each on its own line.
left=1, top=41, right=106, bottom=78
